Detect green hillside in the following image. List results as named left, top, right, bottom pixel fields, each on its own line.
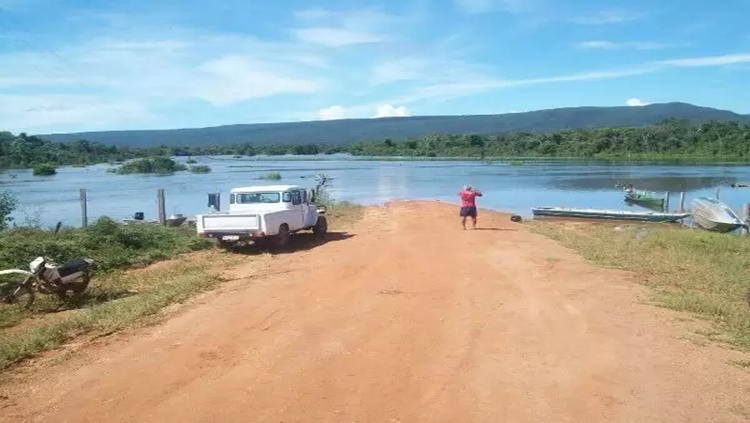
left=37, top=102, right=750, bottom=147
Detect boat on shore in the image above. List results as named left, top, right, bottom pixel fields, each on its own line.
left=623, top=188, right=665, bottom=211
left=691, top=197, right=745, bottom=233
left=531, top=207, right=690, bottom=223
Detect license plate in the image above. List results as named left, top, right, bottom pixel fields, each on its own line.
left=222, top=235, right=240, bottom=241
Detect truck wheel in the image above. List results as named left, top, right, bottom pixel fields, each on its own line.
left=313, top=216, right=328, bottom=240
left=275, top=224, right=291, bottom=249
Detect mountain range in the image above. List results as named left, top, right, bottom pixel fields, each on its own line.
left=38, top=102, right=750, bottom=147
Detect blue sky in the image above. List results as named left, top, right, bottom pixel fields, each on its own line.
left=0, top=0, right=749, bottom=133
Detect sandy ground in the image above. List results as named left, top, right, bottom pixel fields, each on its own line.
left=1, top=201, right=749, bottom=422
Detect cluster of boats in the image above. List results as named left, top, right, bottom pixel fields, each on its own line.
left=531, top=185, right=747, bottom=233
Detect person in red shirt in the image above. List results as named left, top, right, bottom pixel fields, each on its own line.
left=458, top=184, right=482, bottom=230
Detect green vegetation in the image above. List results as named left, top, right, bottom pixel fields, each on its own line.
left=112, top=157, right=187, bottom=175
left=0, top=258, right=232, bottom=369
left=4, top=119, right=750, bottom=170
left=188, top=164, right=212, bottom=174
left=31, top=163, right=57, bottom=176
left=532, top=222, right=750, bottom=350
left=0, top=217, right=211, bottom=274
left=0, top=190, right=16, bottom=230
left=185, top=158, right=198, bottom=164
left=259, top=172, right=282, bottom=181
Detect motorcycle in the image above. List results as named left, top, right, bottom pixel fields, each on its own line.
left=0, top=256, right=95, bottom=306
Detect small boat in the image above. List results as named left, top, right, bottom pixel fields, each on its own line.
left=690, top=197, right=745, bottom=233
left=166, top=214, right=187, bottom=227
left=531, top=207, right=690, bottom=223
left=623, top=189, right=665, bottom=211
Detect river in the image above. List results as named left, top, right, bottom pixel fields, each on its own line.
left=2, top=155, right=750, bottom=228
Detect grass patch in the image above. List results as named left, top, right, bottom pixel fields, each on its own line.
left=110, top=157, right=187, bottom=175
left=0, top=259, right=233, bottom=370
left=188, top=164, right=212, bottom=174
left=321, top=200, right=364, bottom=230
left=0, top=217, right=213, bottom=330
left=531, top=222, right=750, bottom=350
left=259, top=171, right=282, bottom=181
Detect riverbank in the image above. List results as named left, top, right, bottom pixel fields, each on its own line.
left=1, top=201, right=747, bottom=422
left=0, top=202, right=363, bottom=371
left=531, top=220, right=750, bottom=354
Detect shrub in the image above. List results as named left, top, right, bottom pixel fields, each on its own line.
left=112, top=157, right=187, bottom=175
left=189, top=165, right=212, bottom=173
left=259, top=172, right=282, bottom=181
left=32, top=163, right=57, bottom=176
left=0, top=190, right=16, bottom=230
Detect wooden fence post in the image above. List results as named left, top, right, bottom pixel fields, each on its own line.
left=79, top=188, right=88, bottom=228
left=663, top=192, right=670, bottom=212
left=157, top=189, right=166, bottom=225
left=744, top=203, right=750, bottom=236
left=679, top=192, right=686, bottom=213
left=716, top=187, right=721, bottom=199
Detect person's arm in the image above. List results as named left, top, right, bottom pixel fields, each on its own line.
left=473, top=189, right=483, bottom=197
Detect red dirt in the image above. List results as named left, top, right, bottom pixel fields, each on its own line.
left=1, top=201, right=749, bottom=422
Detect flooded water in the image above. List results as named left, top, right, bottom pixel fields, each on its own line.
left=2, top=155, right=750, bottom=228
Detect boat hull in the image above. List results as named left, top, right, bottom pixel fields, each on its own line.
left=691, top=197, right=745, bottom=233
left=531, top=207, right=690, bottom=223
left=623, top=190, right=664, bottom=212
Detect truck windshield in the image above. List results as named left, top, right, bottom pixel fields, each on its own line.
left=232, top=192, right=280, bottom=203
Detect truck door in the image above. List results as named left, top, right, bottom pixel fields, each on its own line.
left=290, top=190, right=305, bottom=229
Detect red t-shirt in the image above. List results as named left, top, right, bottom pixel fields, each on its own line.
left=458, top=190, right=480, bottom=207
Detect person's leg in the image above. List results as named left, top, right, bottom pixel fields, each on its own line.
left=460, top=208, right=468, bottom=229
left=471, top=207, right=478, bottom=229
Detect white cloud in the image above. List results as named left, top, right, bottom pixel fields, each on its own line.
left=660, top=53, right=750, bottom=67
left=318, top=105, right=345, bottom=120
left=0, top=94, right=155, bottom=132
left=292, top=28, right=385, bottom=47
left=0, top=27, right=331, bottom=131
left=192, top=56, right=323, bottom=105
left=291, top=8, right=396, bottom=47
left=373, top=104, right=409, bottom=118
left=454, top=0, right=532, bottom=14
left=571, top=11, right=645, bottom=25
left=371, top=58, right=427, bottom=85
left=575, top=40, right=674, bottom=50
left=626, top=98, right=650, bottom=107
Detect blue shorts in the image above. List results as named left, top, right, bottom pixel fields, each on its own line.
left=460, top=206, right=477, bottom=217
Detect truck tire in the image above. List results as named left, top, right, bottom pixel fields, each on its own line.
left=275, top=224, right=291, bottom=249
left=313, top=216, right=328, bottom=240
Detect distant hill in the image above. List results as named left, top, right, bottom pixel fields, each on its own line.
left=38, top=102, right=750, bottom=147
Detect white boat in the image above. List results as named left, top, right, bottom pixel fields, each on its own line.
left=531, top=207, right=690, bottom=222
left=691, top=197, right=745, bottom=233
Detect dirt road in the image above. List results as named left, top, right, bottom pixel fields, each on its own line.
left=2, top=201, right=749, bottom=422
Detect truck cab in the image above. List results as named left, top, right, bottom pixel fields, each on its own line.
left=196, top=184, right=327, bottom=249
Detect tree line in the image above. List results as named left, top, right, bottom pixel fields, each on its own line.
left=2, top=119, right=750, bottom=170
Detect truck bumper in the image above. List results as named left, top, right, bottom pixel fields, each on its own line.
left=199, top=230, right=265, bottom=242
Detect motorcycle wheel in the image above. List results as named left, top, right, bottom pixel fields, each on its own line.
left=0, top=280, right=36, bottom=308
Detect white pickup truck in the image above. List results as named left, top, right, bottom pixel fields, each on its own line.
left=196, top=184, right=328, bottom=249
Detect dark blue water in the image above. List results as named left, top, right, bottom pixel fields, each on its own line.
left=2, top=155, right=749, bottom=227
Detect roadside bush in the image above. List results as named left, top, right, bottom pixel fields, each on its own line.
left=0, top=217, right=212, bottom=273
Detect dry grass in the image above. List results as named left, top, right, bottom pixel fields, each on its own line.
left=531, top=222, right=750, bottom=351
left=324, top=201, right=364, bottom=231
